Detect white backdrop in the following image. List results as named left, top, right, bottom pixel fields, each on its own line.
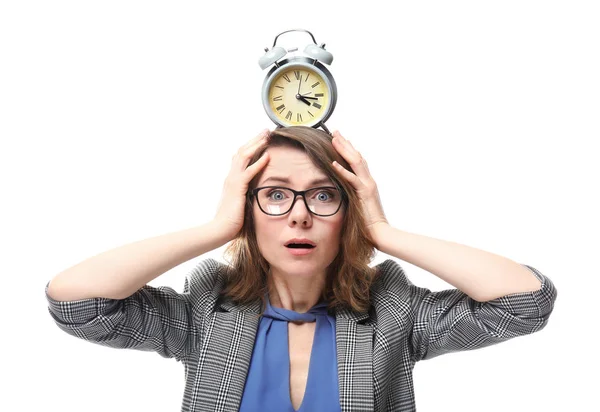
left=1, top=1, right=597, bottom=411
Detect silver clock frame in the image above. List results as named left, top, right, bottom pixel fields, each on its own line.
left=261, top=56, right=337, bottom=130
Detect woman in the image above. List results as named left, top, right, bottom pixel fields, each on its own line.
left=45, top=126, right=557, bottom=412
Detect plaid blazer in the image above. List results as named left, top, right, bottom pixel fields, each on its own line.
left=46, top=258, right=557, bottom=411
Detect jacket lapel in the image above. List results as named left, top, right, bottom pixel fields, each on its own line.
left=336, top=307, right=375, bottom=412
left=195, top=298, right=261, bottom=412
left=197, top=297, right=374, bottom=412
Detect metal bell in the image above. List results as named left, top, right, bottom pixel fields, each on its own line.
left=258, top=46, right=287, bottom=69
left=303, top=43, right=333, bottom=65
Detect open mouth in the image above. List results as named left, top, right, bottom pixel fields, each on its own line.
left=285, top=243, right=316, bottom=255
left=285, top=244, right=316, bottom=249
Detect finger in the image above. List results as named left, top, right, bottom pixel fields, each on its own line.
left=332, top=133, right=353, bottom=152
left=244, top=151, right=270, bottom=179
left=332, top=133, right=360, bottom=161
left=233, top=132, right=269, bottom=164
left=249, top=129, right=270, bottom=148
left=333, top=138, right=373, bottom=181
left=332, top=135, right=363, bottom=166
left=240, top=129, right=270, bottom=152
left=254, top=128, right=270, bottom=141
left=336, top=134, right=356, bottom=153
left=344, top=140, right=368, bottom=167
left=332, top=130, right=349, bottom=142
left=241, top=136, right=270, bottom=159
left=332, top=160, right=363, bottom=189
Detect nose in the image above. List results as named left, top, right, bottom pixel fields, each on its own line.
left=288, top=194, right=312, bottom=224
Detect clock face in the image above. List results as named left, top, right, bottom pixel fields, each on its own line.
left=267, top=66, right=330, bottom=126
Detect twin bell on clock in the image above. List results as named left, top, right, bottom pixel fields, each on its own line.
left=259, top=28, right=337, bottom=135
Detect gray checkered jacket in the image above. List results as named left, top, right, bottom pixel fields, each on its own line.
left=45, top=258, right=557, bottom=411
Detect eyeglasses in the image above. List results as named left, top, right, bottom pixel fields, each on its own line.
left=248, top=186, right=345, bottom=216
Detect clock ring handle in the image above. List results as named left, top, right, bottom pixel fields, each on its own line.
left=272, top=28, right=318, bottom=48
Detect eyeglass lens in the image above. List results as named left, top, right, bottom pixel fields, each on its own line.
left=257, top=187, right=341, bottom=216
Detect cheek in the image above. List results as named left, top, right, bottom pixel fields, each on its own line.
left=253, top=211, right=278, bottom=254
left=254, top=220, right=269, bottom=245
left=323, top=219, right=345, bottom=252
left=333, top=215, right=345, bottom=237
left=252, top=206, right=267, bottom=232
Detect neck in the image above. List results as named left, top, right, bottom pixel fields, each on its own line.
left=267, top=267, right=326, bottom=313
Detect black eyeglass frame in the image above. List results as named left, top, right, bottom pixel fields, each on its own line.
left=247, top=185, right=347, bottom=217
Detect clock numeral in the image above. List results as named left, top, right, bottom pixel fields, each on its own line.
left=297, top=113, right=302, bottom=122
left=294, top=70, right=301, bottom=80
left=273, top=95, right=283, bottom=101
left=312, top=102, right=322, bottom=109
left=306, top=73, right=310, bottom=82
left=276, top=104, right=285, bottom=113
left=282, top=74, right=291, bottom=83
left=307, top=110, right=314, bottom=118
left=311, top=81, right=320, bottom=88
left=286, top=111, right=293, bottom=120
left=315, top=93, right=324, bottom=97
left=275, top=85, right=284, bottom=90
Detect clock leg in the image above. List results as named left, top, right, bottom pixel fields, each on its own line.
left=320, top=123, right=332, bottom=136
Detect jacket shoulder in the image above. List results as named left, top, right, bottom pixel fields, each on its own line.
left=371, top=258, right=414, bottom=298
left=183, top=258, right=229, bottom=308
left=368, top=259, right=417, bottom=320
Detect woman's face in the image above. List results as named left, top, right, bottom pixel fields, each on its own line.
left=252, top=145, right=345, bottom=279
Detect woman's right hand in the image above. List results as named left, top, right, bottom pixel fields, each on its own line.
left=212, top=129, right=271, bottom=241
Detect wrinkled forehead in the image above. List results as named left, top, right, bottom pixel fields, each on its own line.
left=256, top=146, right=334, bottom=188
left=258, top=174, right=334, bottom=189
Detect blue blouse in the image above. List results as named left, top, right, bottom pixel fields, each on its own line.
left=239, top=295, right=341, bottom=412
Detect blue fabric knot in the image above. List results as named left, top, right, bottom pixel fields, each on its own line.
left=262, top=297, right=329, bottom=323
left=239, top=293, right=341, bottom=412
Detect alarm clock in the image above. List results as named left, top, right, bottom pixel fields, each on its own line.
left=258, top=29, right=337, bottom=134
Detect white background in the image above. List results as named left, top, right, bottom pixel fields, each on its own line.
left=1, top=1, right=598, bottom=411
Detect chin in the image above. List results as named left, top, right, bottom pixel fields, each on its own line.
left=275, top=258, right=324, bottom=276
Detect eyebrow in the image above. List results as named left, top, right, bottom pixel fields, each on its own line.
left=260, top=176, right=333, bottom=186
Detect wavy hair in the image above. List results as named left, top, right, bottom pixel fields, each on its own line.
left=221, top=126, right=379, bottom=313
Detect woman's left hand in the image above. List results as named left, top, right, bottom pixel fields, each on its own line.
left=331, top=130, right=390, bottom=243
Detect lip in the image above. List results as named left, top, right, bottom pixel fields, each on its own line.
left=284, top=238, right=316, bottom=247
left=286, top=246, right=316, bottom=256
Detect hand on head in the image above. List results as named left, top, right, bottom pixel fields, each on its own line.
left=213, top=129, right=271, bottom=241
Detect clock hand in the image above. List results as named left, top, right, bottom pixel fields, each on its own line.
left=297, top=74, right=302, bottom=95
left=295, top=94, right=311, bottom=106
left=301, top=96, right=318, bottom=100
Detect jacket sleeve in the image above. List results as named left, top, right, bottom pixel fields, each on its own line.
left=406, top=262, right=558, bottom=362
left=45, top=258, right=223, bottom=362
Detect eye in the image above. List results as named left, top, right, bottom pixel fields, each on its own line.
left=317, top=192, right=330, bottom=201
left=267, top=189, right=287, bottom=201
left=314, top=190, right=336, bottom=202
